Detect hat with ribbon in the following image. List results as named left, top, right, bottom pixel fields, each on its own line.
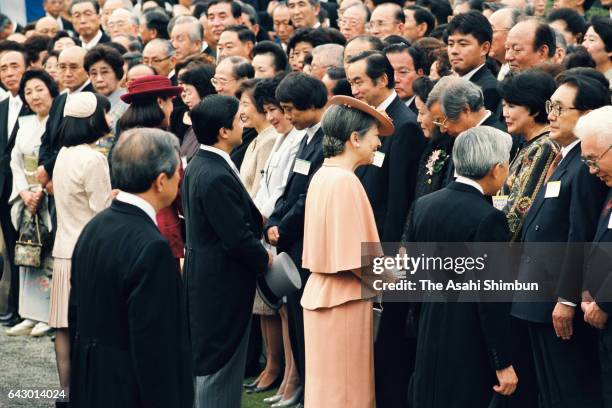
left=121, top=75, right=183, bottom=104
left=328, top=95, right=395, bottom=136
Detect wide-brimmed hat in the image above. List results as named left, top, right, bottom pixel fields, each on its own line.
left=121, top=75, right=183, bottom=104
left=257, top=252, right=302, bottom=310
left=328, top=95, right=395, bottom=136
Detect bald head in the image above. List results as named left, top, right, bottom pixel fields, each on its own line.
left=369, top=3, right=404, bottom=39
left=506, top=19, right=555, bottom=73
left=488, top=8, right=520, bottom=63
left=109, top=8, right=138, bottom=37
left=35, top=16, right=60, bottom=37
left=59, top=46, right=89, bottom=92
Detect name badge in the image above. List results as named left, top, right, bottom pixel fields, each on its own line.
left=544, top=181, right=561, bottom=198
left=492, top=195, right=509, bottom=211
left=373, top=151, right=385, bottom=168
left=608, top=213, right=612, bottom=229
left=293, top=159, right=311, bottom=176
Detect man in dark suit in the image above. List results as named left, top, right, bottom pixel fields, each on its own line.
left=0, top=49, right=29, bottom=326
left=447, top=11, right=501, bottom=113
left=43, top=0, right=75, bottom=33
left=69, top=128, right=193, bottom=408
left=406, top=126, right=518, bottom=407
left=511, top=74, right=610, bottom=408
left=384, top=43, right=428, bottom=115
left=346, top=50, right=426, bottom=408
left=70, top=0, right=110, bottom=50
left=578, top=106, right=612, bottom=408
left=183, top=94, right=271, bottom=408
left=264, top=73, right=327, bottom=400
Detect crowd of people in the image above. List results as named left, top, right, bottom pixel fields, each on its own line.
left=0, top=0, right=611, bottom=407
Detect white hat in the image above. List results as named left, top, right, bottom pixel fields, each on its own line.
left=63, top=92, right=97, bottom=118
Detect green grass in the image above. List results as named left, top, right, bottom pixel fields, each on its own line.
left=241, top=378, right=279, bottom=408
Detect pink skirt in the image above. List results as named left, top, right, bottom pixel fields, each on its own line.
left=48, top=257, right=71, bottom=328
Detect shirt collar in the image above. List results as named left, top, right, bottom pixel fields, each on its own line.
left=460, top=63, right=485, bottom=81
left=561, top=139, right=580, bottom=160
left=201, top=42, right=209, bottom=52
left=200, top=144, right=241, bottom=176
left=305, top=122, right=321, bottom=144
left=455, top=176, right=484, bottom=195
left=377, top=90, right=397, bottom=112
left=80, top=30, right=103, bottom=50
left=476, top=110, right=492, bottom=126
left=115, top=191, right=158, bottom=225
left=404, top=95, right=416, bottom=108
left=69, top=80, right=91, bottom=95
left=8, top=92, right=22, bottom=107
left=168, top=69, right=175, bottom=79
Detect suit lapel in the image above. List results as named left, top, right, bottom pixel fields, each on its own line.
left=7, top=105, right=31, bottom=148
left=593, top=190, right=612, bottom=244
left=0, top=100, right=8, bottom=153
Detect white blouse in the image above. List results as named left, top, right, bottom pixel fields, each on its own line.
left=253, top=127, right=305, bottom=219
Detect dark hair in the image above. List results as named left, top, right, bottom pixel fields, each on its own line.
left=69, top=0, right=99, bottom=14
left=51, top=30, right=77, bottom=48
left=418, top=0, right=452, bottom=26
left=252, top=41, right=288, bottom=73
left=556, top=73, right=609, bottom=112
left=534, top=23, right=556, bottom=58
left=18, top=69, right=59, bottom=108
left=223, top=24, right=257, bottom=45
left=236, top=78, right=263, bottom=112
left=557, top=67, right=610, bottom=90
left=43, top=49, right=60, bottom=66
left=228, top=56, right=255, bottom=79
left=588, top=17, right=612, bottom=55
left=325, top=67, right=352, bottom=96
left=498, top=69, right=556, bottom=124
left=0, top=14, right=10, bottom=31
left=547, top=8, right=586, bottom=42
left=347, top=50, right=395, bottom=89
left=23, top=35, right=52, bottom=65
left=446, top=10, right=492, bottom=44
left=60, top=94, right=110, bottom=147
left=143, top=9, right=170, bottom=39
left=384, top=42, right=430, bottom=75
left=119, top=98, right=169, bottom=131
left=412, top=76, right=435, bottom=103
left=287, top=28, right=321, bottom=52
left=429, top=23, right=449, bottom=41
left=432, top=47, right=453, bottom=77
left=124, top=52, right=144, bottom=69
left=253, top=74, right=285, bottom=111
left=383, top=35, right=411, bottom=47
left=206, top=0, right=242, bottom=19
left=84, top=45, right=125, bottom=80
left=318, top=28, right=347, bottom=46
left=276, top=72, right=327, bottom=110
left=565, top=46, right=596, bottom=69
left=347, top=34, right=384, bottom=51
left=191, top=94, right=240, bottom=145
left=0, top=40, right=26, bottom=54
left=406, top=6, right=436, bottom=37
left=178, top=63, right=216, bottom=100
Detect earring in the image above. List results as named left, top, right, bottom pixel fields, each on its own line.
left=356, top=143, right=361, bottom=148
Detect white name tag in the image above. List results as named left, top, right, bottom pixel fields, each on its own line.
left=544, top=181, right=561, bottom=198
left=492, top=195, right=509, bottom=211
left=373, top=151, right=385, bottom=168
left=608, top=213, right=612, bottom=229
left=293, top=159, right=311, bottom=176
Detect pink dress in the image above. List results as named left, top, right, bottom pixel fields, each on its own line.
left=301, top=161, right=382, bottom=408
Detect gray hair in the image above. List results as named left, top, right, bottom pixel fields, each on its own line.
left=553, top=28, right=567, bottom=52
left=321, top=104, right=377, bottom=158
left=575, top=106, right=612, bottom=148
left=145, top=38, right=175, bottom=57
left=169, top=15, right=203, bottom=42
left=440, top=78, right=484, bottom=121
left=112, top=128, right=180, bottom=193
left=312, top=44, right=345, bottom=69
left=426, top=76, right=459, bottom=109
left=453, top=126, right=513, bottom=179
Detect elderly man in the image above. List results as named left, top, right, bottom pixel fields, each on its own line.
left=384, top=42, right=428, bottom=113
left=69, top=128, right=193, bottom=408
left=343, top=34, right=383, bottom=67
left=251, top=41, right=288, bottom=78
left=512, top=74, right=610, bottom=408
left=205, top=0, right=242, bottom=52
left=271, top=2, right=294, bottom=48
left=107, top=8, right=138, bottom=39
left=169, top=16, right=203, bottom=64
left=488, top=8, right=521, bottom=80
left=70, top=0, right=110, bottom=50
left=44, top=0, right=74, bottom=32
left=505, top=19, right=556, bottom=74
left=368, top=2, right=404, bottom=39
left=218, top=25, right=255, bottom=60
left=403, top=6, right=435, bottom=42
left=142, top=39, right=176, bottom=83
left=139, top=9, right=169, bottom=44
left=288, top=0, right=321, bottom=29
left=309, top=43, right=344, bottom=80
left=100, top=0, right=132, bottom=32
left=578, top=106, right=612, bottom=408
left=35, top=16, right=60, bottom=38
left=407, top=126, right=518, bottom=408
left=212, top=56, right=253, bottom=97
left=339, top=3, right=368, bottom=41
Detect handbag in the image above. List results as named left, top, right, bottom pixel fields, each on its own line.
left=14, top=213, right=43, bottom=268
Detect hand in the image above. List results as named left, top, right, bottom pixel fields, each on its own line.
left=111, top=189, right=120, bottom=199
left=494, top=365, right=518, bottom=396
left=20, top=191, right=37, bottom=214
left=45, top=181, right=53, bottom=196
left=35, top=166, right=49, bottom=185
left=584, top=302, right=608, bottom=329
left=267, top=226, right=280, bottom=246
left=581, top=301, right=591, bottom=314
left=552, top=302, right=575, bottom=340
left=268, top=251, right=274, bottom=267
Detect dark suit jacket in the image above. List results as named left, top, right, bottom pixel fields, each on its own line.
left=585, top=188, right=612, bottom=314
left=405, top=181, right=513, bottom=408
left=60, top=17, right=74, bottom=32
left=38, top=82, right=95, bottom=176
left=69, top=200, right=193, bottom=408
left=357, top=95, right=426, bottom=242
left=406, top=97, right=418, bottom=115
left=266, top=127, right=324, bottom=270
left=182, top=149, right=269, bottom=375
left=470, top=65, right=501, bottom=115
left=0, top=97, right=30, bottom=201
left=230, top=127, right=257, bottom=170
left=512, top=144, right=608, bottom=323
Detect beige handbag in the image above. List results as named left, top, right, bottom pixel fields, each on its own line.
left=15, top=214, right=43, bottom=268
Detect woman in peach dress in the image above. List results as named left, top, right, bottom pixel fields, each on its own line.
left=301, top=96, right=394, bottom=408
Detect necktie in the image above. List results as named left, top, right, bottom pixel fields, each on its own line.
left=544, top=151, right=562, bottom=183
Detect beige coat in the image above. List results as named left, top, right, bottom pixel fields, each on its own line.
left=239, top=126, right=278, bottom=198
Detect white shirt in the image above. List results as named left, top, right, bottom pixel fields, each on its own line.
left=168, top=69, right=175, bottom=80
left=116, top=191, right=157, bottom=226
left=455, top=176, right=484, bottom=195
left=80, top=30, right=104, bottom=50
left=476, top=110, right=492, bottom=126
left=497, top=63, right=511, bottom=82
left=461, top=63, right=485, bottom=82
left=68, top=80, right=91, bottom=95
left=377, top=90, right=397, bottom=112
left=404, top=95, right=416, bottom=109
left=559, top=139, right=580, bottom=163
left=7, top=93, right=22, bottom=138
left=200, top=144, right=241, bottom=176
left=305, top=123, right=321, bottom=145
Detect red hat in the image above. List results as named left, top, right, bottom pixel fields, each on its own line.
left=121, top=75, right=183, bottom=104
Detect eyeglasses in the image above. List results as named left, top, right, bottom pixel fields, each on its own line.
left=211, top=77, right=236, bottom=87
left=581, top=144, right=612, bottom=170
left=142, top=55, right=172, bottom=65
left=366, top=20, right=396, bottom=30
left=433, top=117, right=448, bottom=128
left=338, top=18, right=361, bottom=28
left=545, top=100, right=579, bottom=116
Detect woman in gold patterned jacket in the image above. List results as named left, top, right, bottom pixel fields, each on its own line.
left=498, top=69, right=558, bottom=241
